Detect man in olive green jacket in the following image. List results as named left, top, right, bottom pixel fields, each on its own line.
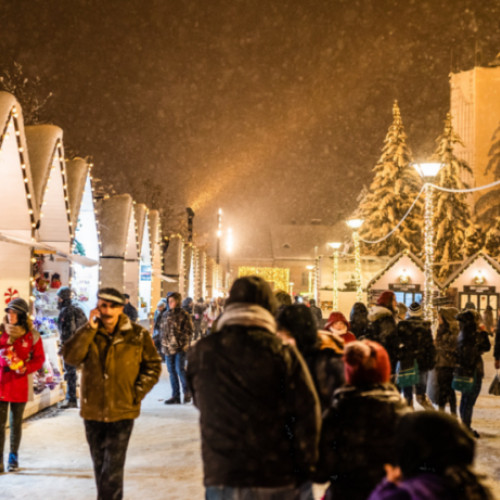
left=63, top=288, right=161, bottom=500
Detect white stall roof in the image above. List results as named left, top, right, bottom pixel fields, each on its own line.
left=97, top=194, right=138, bottom=258
left=66, top=157, right=90, bottom=229
left=443, top=252, right=500, bottom=288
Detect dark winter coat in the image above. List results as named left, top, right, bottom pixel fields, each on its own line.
left=0, top=320, right=45, bottom=403
left=123, top=302, right=139, bottom=322
left=494, top=317, right=500, bottom=361
left=62, top=313, right=162, bottom=422
left=57, top=299, right=87, bottom=345
left=187, top=318, right=321, bottom=488
left=455, top=311, right=491, bottom=380
left=350, top=302, right=370, bottom=339
left=435, top=321, right=458, bottom=369
left=302, top=338, right=345, bottom=411
left=367, top=306, right=399, bottom=373
left=310, top=305, right=323, bottom=327
left=315, top=383, right=409, bottom=500
left=160, top=307, right=193, bottom=355
left=396, top=317, right=435, bottom=372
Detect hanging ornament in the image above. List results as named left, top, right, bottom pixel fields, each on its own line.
left=4, top=287, right=19, bottom=304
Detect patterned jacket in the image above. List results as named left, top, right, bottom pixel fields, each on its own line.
left=160, top=307, right=194, bottom=355
left=57, top=299, right=88, bottom=345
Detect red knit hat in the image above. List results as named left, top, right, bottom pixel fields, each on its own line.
left=377, top=290, right=396, bottom=310
left=325, top=311, right=350, bottom=331
left=344, top=340, right=391, bottom=385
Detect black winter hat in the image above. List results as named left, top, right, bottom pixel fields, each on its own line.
left=5, top=298, right=29, bottom=315
left=57, top=286, right=72, bottom=301
left=97, top=288, right=126, bottom=305
left=408, top=302, right=423, bottom=317
left=226, top=276, right=277, bottom=314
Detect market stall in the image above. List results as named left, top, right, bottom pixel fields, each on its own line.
left=149, top=209, right=163, bottom=309
left=66, top=157, right=100, bottom=316
left=135, top=204, right=152, bottom=320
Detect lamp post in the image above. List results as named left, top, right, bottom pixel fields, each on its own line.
left=214, top=208, right=222, bottom=297
left=289, top=281, right=294, bottom=296
left=346, top=218, right=364, bottom=303
left=328, top=242, right=342, bottom=310
left=225, top=227, right=233, bottom=290
left=413, top=162, right=442, bottom=321
left=306, top=265, right=315, bottom=297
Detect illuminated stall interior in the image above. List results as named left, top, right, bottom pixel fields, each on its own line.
left=135, top=204, right=151, bottom=320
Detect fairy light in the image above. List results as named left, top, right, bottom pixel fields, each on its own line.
left=423, top=182, right=435, bottom=320
left=329, top=242, right=342, bottom=310
left=346, top=219, right=364, bottom=303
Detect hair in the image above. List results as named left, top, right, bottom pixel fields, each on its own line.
left=7, top=310, right=29, bottom=331
left=276, top=305, right=318, bottom=354
left=169, top=292, right=182, bottom=306
left=344, top=340, right=391, bottom=386
left=226, top=276, right=277, bottom=314
left=377, top=290, right=396, bottom=312
left=275, top=290, right=292, bottom=308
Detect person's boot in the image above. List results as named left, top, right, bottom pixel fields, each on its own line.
left=184, top=393, right=192, bottom=404
left=416, top=394, right=434, bottom=410
left=0, top=459, right=4, bottom=474
left=164, top=396, right=181, bottom=405
left=7, top=452, right=18, bottom=472
left=59, top=399, right=78, bottom=409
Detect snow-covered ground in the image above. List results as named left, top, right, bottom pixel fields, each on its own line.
left=2, top=354, right=500, bottom=499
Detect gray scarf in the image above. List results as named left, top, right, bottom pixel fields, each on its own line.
left=215, top=303, right=276, bottom=334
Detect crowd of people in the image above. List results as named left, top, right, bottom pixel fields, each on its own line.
left=0, top=278, right=499, bottom=500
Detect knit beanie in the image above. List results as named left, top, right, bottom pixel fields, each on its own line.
left=5, top=298, right=29, bottom=315
left=325, top=311, right=350, bottom=331
left=226, top=276, right=277, bottom=314
left=408, top=302, right=423, bottom=317
left=376, top=291, right=396, bottom=311
left=464, top=301, right=476, bottom=311
left=344, top=340, right=391, bottom=386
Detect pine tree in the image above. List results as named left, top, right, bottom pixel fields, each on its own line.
left=358, top=101, right=423, bottom=256
left=432, top=114, right=473, bottom=279
left=484, top=216, right=500, bottom=258
left=485, top=121, right=500, bottom=179
left=463, top=219, right=485, bottom=257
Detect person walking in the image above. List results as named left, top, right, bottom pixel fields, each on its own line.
left=56, top=287, right=87, bottom=409
left=314, top=340, right=409, bottom=500
left=62, top=288, right=161, bottom=500
left=161, top=292, right=193, bottom=404
left=396, top=302, right=435, bottom=409
left=203, top=298, right=220, bottom=335
left=152, top=298, right=166, bottom=359
left=187, top=276, right=321, bottom=500
left=123, top=293, right=138, bottom=322
left=455, top=310, right=490, bottom=437
left=308, top=299, right=323, bottom=328
left=0, top=298, right=45, bottom=472
left=193, top=298, right=206, bottom=340
left=435, top=307, right=459, bottom=415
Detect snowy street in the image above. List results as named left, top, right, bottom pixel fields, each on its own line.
left=2, top=354, right=500, bottom=499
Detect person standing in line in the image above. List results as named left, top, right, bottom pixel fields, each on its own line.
left=188, top=276, right=321, bottom=500
left=396, top=302, right=408, bottom=323
left=161, top=292, right=194, bottom=404
left=349, top=302, right=370, bottom=339
left=0, top=298, right=45, bottom=472
left=56, top=287, right=87, bottom=409
left=324, top=311, right=357, bottom=344
left=62, top=288, right=161, bottom=500
left=455, top=310, right=490, bottom=438
left=434, top=307, right=459, bottom=415
left=152, top=298, right=166, bottom=359
left=123, top=293, right=138, bottom=322
left=193, top=298, right=206, bottom=340
left=482, top=304, right=495, bottom=336
left=204, top=298, right=220, bottom=335
left=308, top=299, right=323, bottom=328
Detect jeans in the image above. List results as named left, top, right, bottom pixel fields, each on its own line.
left=165, top=351, right=189, bottom=399
left=459, top=376, right=482, bottom=428
left=0, top=401, right=26, bottom=460
left=206, top=482, right=314, bottom=500
left=64, top=360, right=78, bottom=402
left=84, top=419, right=134, bottom=500
left=436, top=367, right=457, bottom=413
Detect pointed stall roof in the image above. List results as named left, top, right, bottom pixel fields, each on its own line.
left=66, top=157, right=90, bottom=230
left=0, top=91, right=39, bottom=226
left=443, top=251, right=500, bottom=288
left=97, top=194, right=136, bottom=258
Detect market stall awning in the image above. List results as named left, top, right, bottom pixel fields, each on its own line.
left=152, top=270, right=177, bottom=283
left=0, top=232, right=98, bottom=267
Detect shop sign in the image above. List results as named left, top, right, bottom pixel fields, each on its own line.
left=389, top=283, right=421, bottom=292
left=463, top=285, right=496, bottom=294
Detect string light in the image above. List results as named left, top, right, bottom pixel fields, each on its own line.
left=238, top=266, right=290, bottom=292
left=423, top=183, right=435, bottom=320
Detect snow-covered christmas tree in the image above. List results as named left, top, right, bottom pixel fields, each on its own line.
left=358, top=101, right=423, bottom=256
left=484, top=216, right=500, bottom=258
left=463, top=219, right=485, bottom=258
left=432, top=114, right=473, bottom=279
left=485, top=121, right=500, bottom=179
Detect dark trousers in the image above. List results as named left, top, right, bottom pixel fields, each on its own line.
left=459, top=377, right=482, bottom=428
left=436, top=367, right=457, bottom=413
left=0, top=401, right=26, bottom=460
left=165, top=352, right=189, bottom=399
left=64, top=361, right=78, bottom=402
left=84, top=419, right=134, bottom=500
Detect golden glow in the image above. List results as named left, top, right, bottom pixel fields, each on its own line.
left=238, top=266, right=290, bottom=292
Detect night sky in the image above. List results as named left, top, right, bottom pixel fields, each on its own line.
left=1, top=0, right=499, bottom=253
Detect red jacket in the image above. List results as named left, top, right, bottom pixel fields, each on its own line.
left=0, top=326, right=45, bottom=403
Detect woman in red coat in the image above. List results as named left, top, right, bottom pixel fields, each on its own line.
left=0, top=298, right=45, bottom=473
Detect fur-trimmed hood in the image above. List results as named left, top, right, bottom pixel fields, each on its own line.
left=368, top=305, right=394, bottom=323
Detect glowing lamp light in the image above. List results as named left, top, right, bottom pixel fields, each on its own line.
left=306, top=265, right=315, bottom=270
left=413, top=162, right=443, bottom=181
left=399, top=269, right=410, bottom=284
left=328, top=242, right=342, bottom=250
left=474, top=270, right=485, bottom=285
left=346, top=218, right=364, bottom=230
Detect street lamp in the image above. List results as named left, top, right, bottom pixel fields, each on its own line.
left=289, top=281, right=294, bottom=296
left=214, top=208, right=222, bottom=297
left=413, top=162, right=443, bottom=320
left=225, top=228, right=233, bottom=290
left=346, top=218, right=364, bottom=303
left=306, top=265, right=315, bottom=297
left=328, top=242, right=342, bottom=310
